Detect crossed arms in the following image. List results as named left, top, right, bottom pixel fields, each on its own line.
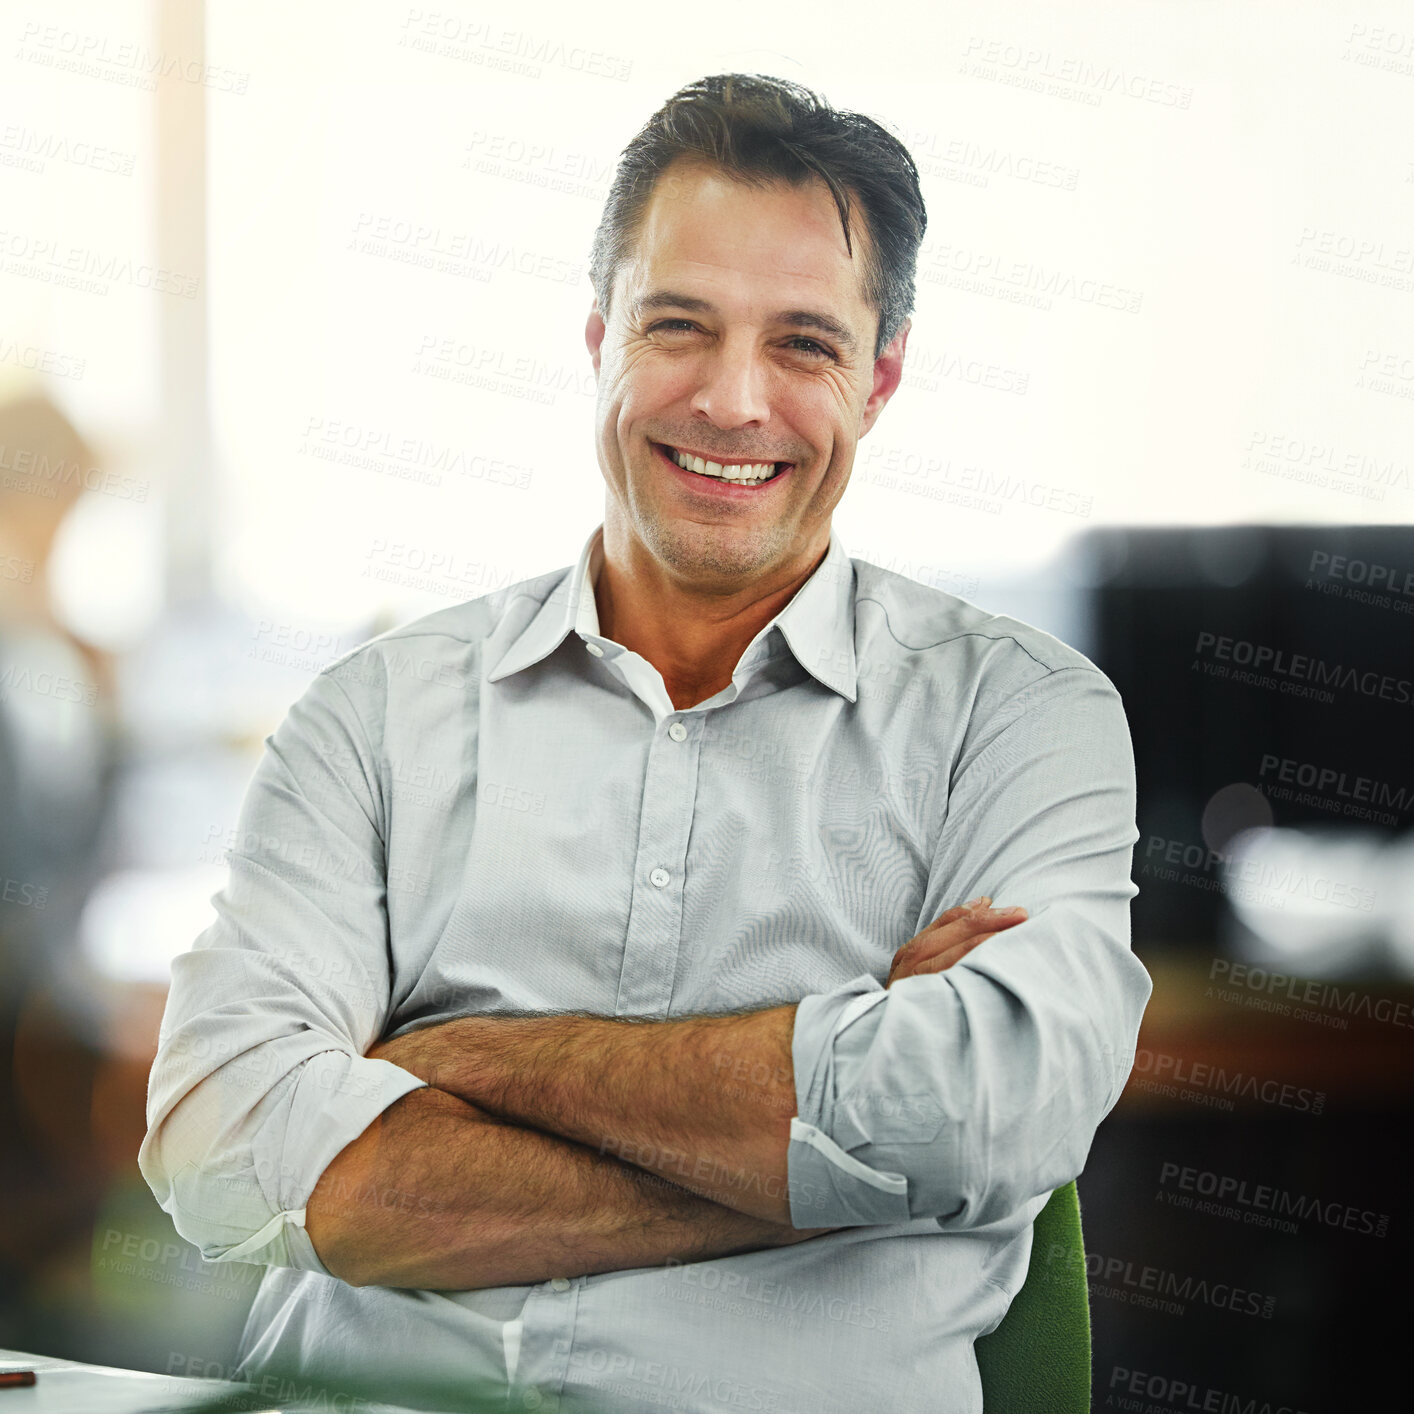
left=139, top=655, right=1152, bottom=1291
left=304, top=902, right=1025, bottom=1288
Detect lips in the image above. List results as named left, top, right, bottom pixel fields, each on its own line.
left=651, top=442, right=794, bottom=495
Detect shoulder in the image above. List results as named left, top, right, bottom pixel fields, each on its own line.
left=848, top=557, right=1133, bottom=780
left=305, top=561, right=573, bottom=706
left=850, top=555, right=1114, bottom=706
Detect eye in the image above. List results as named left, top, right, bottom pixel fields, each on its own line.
left=645, top=322, right=836, bottom=361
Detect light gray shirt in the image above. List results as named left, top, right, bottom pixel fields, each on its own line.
left=140, top=521, right=1151, bottom=1414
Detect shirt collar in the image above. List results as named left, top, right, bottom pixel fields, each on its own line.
left=486, top=523, right=858, bottom=703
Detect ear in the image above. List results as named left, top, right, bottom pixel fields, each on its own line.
left=858, top=317, right=911, bottom=438
left=586, top=303, right=607, bottom=376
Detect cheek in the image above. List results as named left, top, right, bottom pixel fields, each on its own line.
left=786, top=386, right=853, bottom=455
left=610, top=357, right=695, bottom=421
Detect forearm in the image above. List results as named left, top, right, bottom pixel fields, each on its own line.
left=305, top=1082, right=826, bottom=1290
left=373, top=1006, right=800, bottom=1223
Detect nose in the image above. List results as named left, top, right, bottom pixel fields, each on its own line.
left=687, top=332, right=771, bottom=430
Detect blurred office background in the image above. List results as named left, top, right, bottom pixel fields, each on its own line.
left=2, top=1, right=1410, bottom=1407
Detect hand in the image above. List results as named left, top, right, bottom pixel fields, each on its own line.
left=885, top=896, right=1027, bottom=988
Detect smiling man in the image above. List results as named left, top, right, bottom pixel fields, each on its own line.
left=141, top=74, right=1151, bottom=1413
left=587, top=155, right=885, bottom=713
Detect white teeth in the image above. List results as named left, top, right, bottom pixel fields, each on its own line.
left=666, top=446, right=778, bottom=484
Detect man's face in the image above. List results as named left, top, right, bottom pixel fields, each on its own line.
left=586, top=158, right=908, bottom=590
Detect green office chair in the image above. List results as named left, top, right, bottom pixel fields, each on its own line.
left=973, top=1180, right=1092, bottom=1412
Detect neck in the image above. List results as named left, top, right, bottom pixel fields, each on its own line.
left=593, top=525, right=828, bottom=711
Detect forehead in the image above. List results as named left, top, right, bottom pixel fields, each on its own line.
left=619, top=159, right=873, bottom=318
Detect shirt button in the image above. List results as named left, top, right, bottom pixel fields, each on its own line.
left=650, top=867, right=670, bottom=888
left=585, top=642, right=604, bottom=658
left=668, top=721, right=687, bottom=742
left=549, top=1277, right=571, bottom=1292
left=522, top=1392, right=543, bottom=1409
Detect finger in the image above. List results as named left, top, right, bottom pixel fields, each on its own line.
left=909, top=901, right=1009, bottom=951
left=891, top=905, right=1024, bottom=976
left=888, top=931, right=987, bottom=985
left=889, top=908, right=1027, bottom=982
left=916, top=897, right=992, bottom=936
left=911, top=931, right=997, bottom=974
left=892, top=909, right=992, bottom=972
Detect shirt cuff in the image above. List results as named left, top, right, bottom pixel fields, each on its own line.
left=172, top=1052, right=429, bottom=1271
left=787, top=974, right=912, bottom=1227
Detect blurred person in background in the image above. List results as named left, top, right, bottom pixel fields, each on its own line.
left=0, top=385, right=122, bottom=1347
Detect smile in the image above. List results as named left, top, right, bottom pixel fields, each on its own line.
left=652, top=442, right=793, bottom=491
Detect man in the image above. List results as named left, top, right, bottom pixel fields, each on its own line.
left=140, top=73, right=1151, bottom=1413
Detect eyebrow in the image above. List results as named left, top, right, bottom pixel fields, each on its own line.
left=631, top=290, right=860, bottom=356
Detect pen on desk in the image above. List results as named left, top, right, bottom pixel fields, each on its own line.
left=0, top=1370, right=37, bottom=1387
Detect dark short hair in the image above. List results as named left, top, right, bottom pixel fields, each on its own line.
left=589, top=73, right=927, bottom=361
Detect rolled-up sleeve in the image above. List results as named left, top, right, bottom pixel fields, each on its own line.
left=787, top=664, right=1152, bottom=1229
left=138, top=662, right=427, bottom=1272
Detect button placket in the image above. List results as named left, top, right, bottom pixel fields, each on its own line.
left=511, top=1282, right=578, bottom=1411
left=614, top=715, right=701, bottom=1017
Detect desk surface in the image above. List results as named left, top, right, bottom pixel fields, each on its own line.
left=0, top=1350, right=426, bottom=1414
